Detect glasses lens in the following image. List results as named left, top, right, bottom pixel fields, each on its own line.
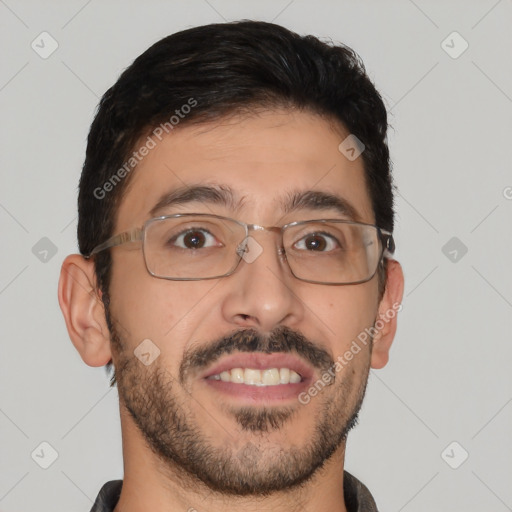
left=143, top=215, right=246, bottom=279
left=143, top=216, right=383, bottom=284
left=283, top=221, right=381, bottom=284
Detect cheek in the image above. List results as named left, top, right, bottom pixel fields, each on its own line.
left=321, top=283, right=379, bottom=357
left=107, top=253, right=215, bottom=359
left=108, top=252, right=163, bottom=338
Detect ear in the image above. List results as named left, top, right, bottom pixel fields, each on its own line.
left=370, top=259, right=404, bottom=369
left=58, top=254, right=112, bottom=367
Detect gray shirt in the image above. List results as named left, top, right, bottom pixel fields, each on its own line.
left=89, top=471, right=378, bottom=511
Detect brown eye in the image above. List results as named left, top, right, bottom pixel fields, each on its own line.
left=183, top=230, right=206, bottom=249
left=295, top=232, right=339, bottom=252
left=304, top=234, right=327, bottom=251
left=170, top=228, right=218, bottom=250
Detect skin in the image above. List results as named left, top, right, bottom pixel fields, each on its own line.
left=59, top=108, right=404, bottom=512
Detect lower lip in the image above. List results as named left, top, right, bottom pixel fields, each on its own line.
left=203, top=377, right=311, bottom=403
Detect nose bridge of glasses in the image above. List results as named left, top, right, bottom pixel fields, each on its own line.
left=234, top=224, right=286, bottom=259
left=247, top=224, right=285, bottom=249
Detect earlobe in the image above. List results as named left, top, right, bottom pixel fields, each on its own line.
left=370, top=259, right=404, bottom=369
left=58, top=254, right=113, bottom=367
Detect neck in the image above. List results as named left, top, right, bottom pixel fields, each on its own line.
left=113, top=411, right=349, bottom=512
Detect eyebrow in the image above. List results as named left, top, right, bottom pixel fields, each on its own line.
left=149, top=183, right=362, bottom=222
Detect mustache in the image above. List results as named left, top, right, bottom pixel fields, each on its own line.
left=179, top=325, right=334, bottom=383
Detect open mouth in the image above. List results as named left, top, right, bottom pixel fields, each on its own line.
left=200, top=352, right=314, bottom=402
left=207, top=367, right=302, bottom=386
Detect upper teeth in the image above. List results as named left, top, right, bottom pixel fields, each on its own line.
left=208, top=367, right=302, bottom=386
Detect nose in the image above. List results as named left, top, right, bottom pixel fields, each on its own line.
left=219, top=230, right=304, bottom=333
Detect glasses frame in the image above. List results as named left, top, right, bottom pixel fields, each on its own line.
left=85, top=213, right=395, bottom=285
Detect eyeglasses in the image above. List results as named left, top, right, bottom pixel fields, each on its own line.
left=85, top=213, right=395, bottom=285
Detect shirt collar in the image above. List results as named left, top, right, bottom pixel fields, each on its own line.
left=89, top=470, right=377, bottom=512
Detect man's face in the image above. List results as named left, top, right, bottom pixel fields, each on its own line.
left=107, top=109, right=383, bottom=494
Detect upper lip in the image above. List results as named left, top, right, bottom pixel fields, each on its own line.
left=200, top=352, right=315, bottom=381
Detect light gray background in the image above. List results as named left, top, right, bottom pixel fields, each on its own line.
left=1, top=1, right=511, bottom=511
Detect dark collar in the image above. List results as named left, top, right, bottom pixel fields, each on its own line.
left=90, top=470, right=377, bottom=511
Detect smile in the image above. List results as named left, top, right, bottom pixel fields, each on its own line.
left=207, top=367, right=302, bottom=386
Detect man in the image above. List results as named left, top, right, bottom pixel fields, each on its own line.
left=58, top=20, right=404, bottom=512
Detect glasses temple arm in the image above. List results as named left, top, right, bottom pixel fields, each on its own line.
left=85, top=228, right=143, bottom=258
left=380, top=230, right=395, bottom=258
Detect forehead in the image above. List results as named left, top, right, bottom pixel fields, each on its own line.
left=115, top=109, right=374, bottom=231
